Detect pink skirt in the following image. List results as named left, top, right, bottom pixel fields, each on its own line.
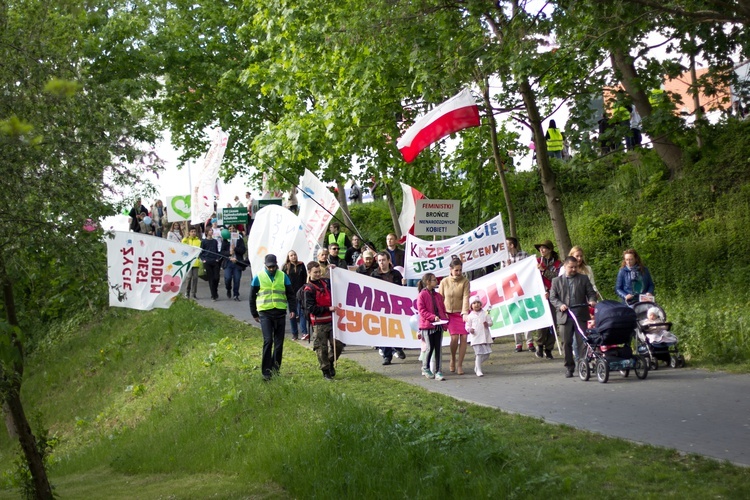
left=447, top=312, right=467, bottom=336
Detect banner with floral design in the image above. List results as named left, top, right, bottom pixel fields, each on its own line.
left=106, top=231, right=202, bottom=310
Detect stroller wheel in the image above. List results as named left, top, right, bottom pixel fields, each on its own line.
left=577, top=359, right=590, bottom=381
left=596, top=359, right=609, bottom=384
left=677, top=354, right=686, bottom=368
left=670, top=355, right=678, bottom=368
left=649, top=359, right=658, bottom=371
left=635, top=355, right=649, bottom=380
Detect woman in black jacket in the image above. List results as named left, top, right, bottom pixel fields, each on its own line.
left=283, top=250, right=308, bottom=340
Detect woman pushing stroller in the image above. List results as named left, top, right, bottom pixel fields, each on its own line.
left=615, top=248, right=654, bottom=304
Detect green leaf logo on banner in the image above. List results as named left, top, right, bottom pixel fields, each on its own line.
left=170, top=195, right=191, bottom=219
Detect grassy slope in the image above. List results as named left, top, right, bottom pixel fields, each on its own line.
left=0, top=300, right=748, bottom=498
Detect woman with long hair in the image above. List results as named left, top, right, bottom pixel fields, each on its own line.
left=283, top=250, right=308, bottom=341
left=438, top=259, right=470, bottom=375
left=615, top=248, right=654, bottom=304
left=560, top=246, right=600, bottom=297
left=167, top=222, right=183, bottom=243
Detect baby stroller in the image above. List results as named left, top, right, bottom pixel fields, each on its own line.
left=631, top=301, right=685, bottom=370
left=575, top=300, right=649, bottom=383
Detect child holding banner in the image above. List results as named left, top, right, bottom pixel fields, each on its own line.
left=416, top=273, right=449, bottom=381
left=466, top=295, right=493, bottom=377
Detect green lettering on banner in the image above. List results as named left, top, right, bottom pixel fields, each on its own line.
left=489, top=294, right=546, bottom=328
left=524, top=295, right=545, bottom=318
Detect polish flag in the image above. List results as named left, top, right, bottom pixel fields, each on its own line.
left=397, top=182, right=425, bottom=244
left=397, top=89, right=480, bottom=163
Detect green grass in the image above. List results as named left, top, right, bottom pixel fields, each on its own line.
left=1, top=299, right=749, bottom=498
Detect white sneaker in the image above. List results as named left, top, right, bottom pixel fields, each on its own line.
left=434, top=372, right=445, bottom=381
left=422, top=368, right=434, bottom=379
left=476, top=370, right=484, bottom=377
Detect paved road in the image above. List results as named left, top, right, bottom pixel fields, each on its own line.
left=194, top=279, right=750, bottom=467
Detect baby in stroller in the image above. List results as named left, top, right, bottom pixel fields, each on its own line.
left=633, top=302, right=685, bottom=369
left=643, top=307, right=677, bottom=344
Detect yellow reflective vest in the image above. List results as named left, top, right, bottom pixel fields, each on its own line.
left=328, top=232, right=347, bottom=249
left=546, top=128, right=564, bottom=152
left=256, top=271, right=288, bottom=311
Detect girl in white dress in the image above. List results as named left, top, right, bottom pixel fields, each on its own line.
left=465, top=295, right=493, bottom=377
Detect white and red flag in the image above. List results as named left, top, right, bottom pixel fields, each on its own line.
left=397, top=182, right=425, bottom=244
left=396, top=89, right=480, bottom=163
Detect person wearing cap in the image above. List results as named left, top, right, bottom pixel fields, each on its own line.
left=356, top=250, right=377, bottom=275
left=249, top=254, right=297, bottom=381
left=550, top=256, right=597, bottom=378
left=533, top=239, right=562, bottom=360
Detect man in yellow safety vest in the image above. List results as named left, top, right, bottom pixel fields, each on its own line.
left=545, top=120, right=564, bottom=159
left=249, top=254, right=297, bottom=381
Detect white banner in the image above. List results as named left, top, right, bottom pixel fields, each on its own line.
left=404, top=214, right=507, bottom=279
left=469, top=257, right=554, bottom=337
left=415, top=199, right=460, bottom=236
left=191, top=129, right=229, bottom=223
left=247, top=205, right=309, bottom=276
left=297, top=169, right=340, bottom=264
left=166, top=194, right=192, bottom=222
left=331, top=267, right=423, bottom=348
left=106, top=231, right=202, bottom=310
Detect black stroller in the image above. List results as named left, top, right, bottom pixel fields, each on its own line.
left=574, top=300, right=649, bottom=383
left=631, top=301, right=685, bottom=370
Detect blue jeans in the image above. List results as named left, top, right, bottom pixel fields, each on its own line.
left=224, top=262, right=243, bottom=298
left=260, top=310, right=286, bottom=377
left=291, top=301, right=307, bottom=337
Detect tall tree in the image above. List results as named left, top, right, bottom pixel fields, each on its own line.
left=0, top=1, right=160, bottom=496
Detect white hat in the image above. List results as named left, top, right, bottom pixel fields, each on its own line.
left=470, top=295, right=482, bottom=305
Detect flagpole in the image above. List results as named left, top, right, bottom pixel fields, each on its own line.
left=263, top=162, right=366, bottom=243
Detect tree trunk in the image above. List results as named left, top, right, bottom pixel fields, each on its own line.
left=0, top=262, right=53, bottom=499
left=481, top=77, right=517, bottom=238
left=335, top=179, right=353, bottom=231
left=610, top=47, right=683, bottom=177
left=518, top=77, right=572, bottom=256
left=688, top=39, right=704, bottom=148
left=382, top=177, right=402, bottom=239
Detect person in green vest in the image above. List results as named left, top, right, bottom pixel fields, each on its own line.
left=545, top=120, right=564, bottom=159
left=325, top=222, right=351, bottom=250
left=181, top=226, right=202, bottom=299
left=249, top=254, right=297, bottom=381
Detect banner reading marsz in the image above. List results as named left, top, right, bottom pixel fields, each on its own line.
left=404, top=214, right=507, bottom=280
left=331, top=267, right=426, bottom=348
left=106, top=231, right=202, bottom=310
left=247, top=205, right=309, bottom=276
left=469, top=257, right=554, bottom=337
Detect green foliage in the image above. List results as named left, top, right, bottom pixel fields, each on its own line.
left=2, top=416, right=59, bottom=500
left=347, top=201, right=395, bottom=247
